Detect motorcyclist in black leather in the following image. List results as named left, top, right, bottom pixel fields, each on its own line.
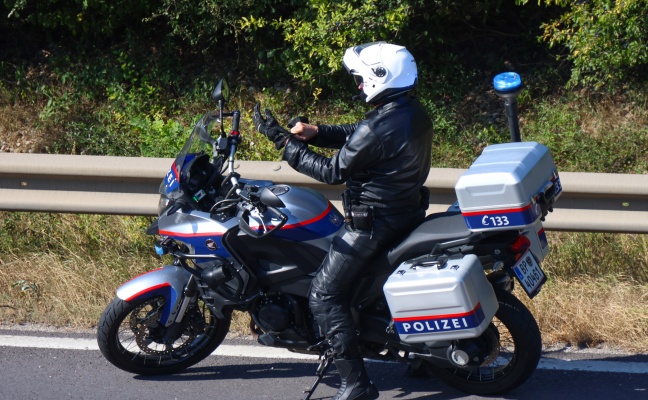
left=254, top=42, right=433, bottom=400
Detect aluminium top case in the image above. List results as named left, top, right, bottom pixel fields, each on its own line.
left=454, top=141, right=562, bottom=232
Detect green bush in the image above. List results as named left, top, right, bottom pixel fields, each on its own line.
left=4, top=0, right=156, bottom=38
left=522, top=0, right=648, bottom=89
left=261, top=1, right=410, bottom=84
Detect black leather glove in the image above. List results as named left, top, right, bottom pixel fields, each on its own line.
left=287, top=116, right=309, bottom=129
left=253, top=103, right=291, bottom=150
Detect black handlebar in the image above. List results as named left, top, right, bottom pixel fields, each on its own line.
left=232, top=110, right=240, bottom=133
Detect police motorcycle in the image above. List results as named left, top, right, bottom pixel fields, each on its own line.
left=97, top=73, right=562, bottom=396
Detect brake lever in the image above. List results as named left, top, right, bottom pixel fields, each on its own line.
left=238, top=204, right=288, bottom=239
left=250, top=208, right=269, bottom=232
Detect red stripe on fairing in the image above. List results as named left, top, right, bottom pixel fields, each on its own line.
left=125, top=282, right=171, bottom=303
left=159, top=229, right=226, bottom=237
left=393, top=302, right=482, bottom=322
left=278, top=202, right=333, bottom=230
left=161, top=202, right=335, bottom=237
left=461, top=203, right=532, bottom=217
left=172, top=161, right=179, bottom=182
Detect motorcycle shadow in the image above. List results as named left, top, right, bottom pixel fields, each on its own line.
left=131, top=357, right=648, bottom=400
left=132, top=360, right=468, bottom=399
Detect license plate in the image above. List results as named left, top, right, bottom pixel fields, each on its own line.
left=512, top=250, right=546, bottom=298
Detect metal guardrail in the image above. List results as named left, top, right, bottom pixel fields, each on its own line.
left=1, top=153, right=647, bottom=233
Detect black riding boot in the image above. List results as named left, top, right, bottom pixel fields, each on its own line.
left=332, top=359, right=379, bottom=400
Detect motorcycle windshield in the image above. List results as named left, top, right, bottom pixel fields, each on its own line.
left=159, top=113, right=218, bottom=198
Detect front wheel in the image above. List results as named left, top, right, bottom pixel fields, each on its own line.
left=97, top=296, right=231, bottom=375
left=427, top=290, right=542, bottom=395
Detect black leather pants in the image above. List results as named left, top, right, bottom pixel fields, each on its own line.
left=308, top=209, right=424, bottom=359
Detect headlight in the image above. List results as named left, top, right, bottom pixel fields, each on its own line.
left=157, top=195, right=171, bottom=216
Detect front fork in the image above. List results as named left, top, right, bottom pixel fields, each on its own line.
left=174, top=274, right=198, bottom=324
left=156, top=275, right=199, bottom=341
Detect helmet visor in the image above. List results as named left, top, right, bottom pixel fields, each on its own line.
left=352, top=41, right=385, bottom=57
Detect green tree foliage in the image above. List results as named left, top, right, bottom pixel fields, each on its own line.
left=5, top=0, right=648, bottom=91
left=2, top=0, right=559, bottom=87
left=4, top=0, right=155, bottom=38
left=520, top=0, right=648, bottom=89
left=236, top=0, right=555, bottom=95
left=3, top=0, right=648, bottom=159
left=243, top=0, right=411, bottom=84
left=146, top=0, right=300, bottom=48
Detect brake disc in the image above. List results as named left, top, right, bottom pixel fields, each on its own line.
left=129, top=301, right=197, bottom=356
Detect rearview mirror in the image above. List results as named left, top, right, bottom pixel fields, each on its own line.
left=212, top=80, right=229, bottom=104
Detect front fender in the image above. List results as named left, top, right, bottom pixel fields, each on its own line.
left=116, top=265, right=192, bottom=326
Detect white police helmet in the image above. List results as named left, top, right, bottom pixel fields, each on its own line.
left=342, top=42, right=417, bottom=104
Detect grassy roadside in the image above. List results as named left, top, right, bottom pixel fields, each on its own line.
left=525, top=232, right=648, bottom=352
left=2, top=51, right=648, bottom=352
left=1, top=214, right=647, bottom=353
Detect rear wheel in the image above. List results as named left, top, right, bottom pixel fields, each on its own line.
left=97, top=296, right=231, bottom=375
left=427, top=290, right=542, bottom=395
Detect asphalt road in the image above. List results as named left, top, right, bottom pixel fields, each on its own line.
left=0, top=327, right=646, bottom=400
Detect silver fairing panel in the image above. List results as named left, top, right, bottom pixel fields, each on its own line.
left=116, top=265, right=192, bottom=326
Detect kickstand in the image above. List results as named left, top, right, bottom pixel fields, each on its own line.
left=302, top=349, right=335, bottom=400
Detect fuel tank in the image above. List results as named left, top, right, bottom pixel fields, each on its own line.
left=157, top=183, right=345, bottom=258
left=265, top=184, right=345, bottom=244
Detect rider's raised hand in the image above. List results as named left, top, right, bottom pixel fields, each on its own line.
left=253, top=103, right=291, bottom=150
left=253, top=103, right=276, bottom=134
left=290, top=122, right=319, bottom=142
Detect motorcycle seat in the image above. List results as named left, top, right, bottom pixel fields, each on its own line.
left=385, top=211, right=473, bottom=267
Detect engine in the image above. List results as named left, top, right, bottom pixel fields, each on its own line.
left=251, top=294, right=318, bottom=346
left=258, top=301, right=292, bottom=332
left=254, top=294, right=297, bottom=333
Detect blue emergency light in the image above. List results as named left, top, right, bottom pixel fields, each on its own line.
left=493, top=72, right=523, bottom=142
left=493, top=72, right=522, bottom=94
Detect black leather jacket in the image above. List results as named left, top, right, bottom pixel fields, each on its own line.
left=282, top=94, right=433, bottom=213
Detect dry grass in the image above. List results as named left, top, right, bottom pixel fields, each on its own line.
left=521, top=278, right=648, bottom=352
left=0, top=101, right=46, bottom=153
left=0, top=213, right=159, bottom=327
left=543, top=231, right=648, bottom=283
left=577, top=91, right=648, bottom=140
left=0, top=252, right=157, bottom=327
left=1, top=208, right=647, bottom=352
left=1, top=215, right=647, bottom=351
left=524, top=231, right=648, bottom=352
left=1, top=249, right=647, bottom=352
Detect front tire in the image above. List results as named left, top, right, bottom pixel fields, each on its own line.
left=428, top=290, right=542, bottom=395
left=97, top=296, right=231, bottom=375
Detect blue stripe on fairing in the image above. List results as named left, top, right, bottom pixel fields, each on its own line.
left=163, top=206, right=344, bottom=244
left=272, top=207, right=344, bottom=241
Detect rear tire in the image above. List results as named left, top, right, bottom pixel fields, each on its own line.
left=428, top=290, right=542, bottom=395
left=97, top=296, right=231, bottom=375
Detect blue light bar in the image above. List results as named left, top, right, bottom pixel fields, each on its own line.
left=493, top=72, right=522, bottom=93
